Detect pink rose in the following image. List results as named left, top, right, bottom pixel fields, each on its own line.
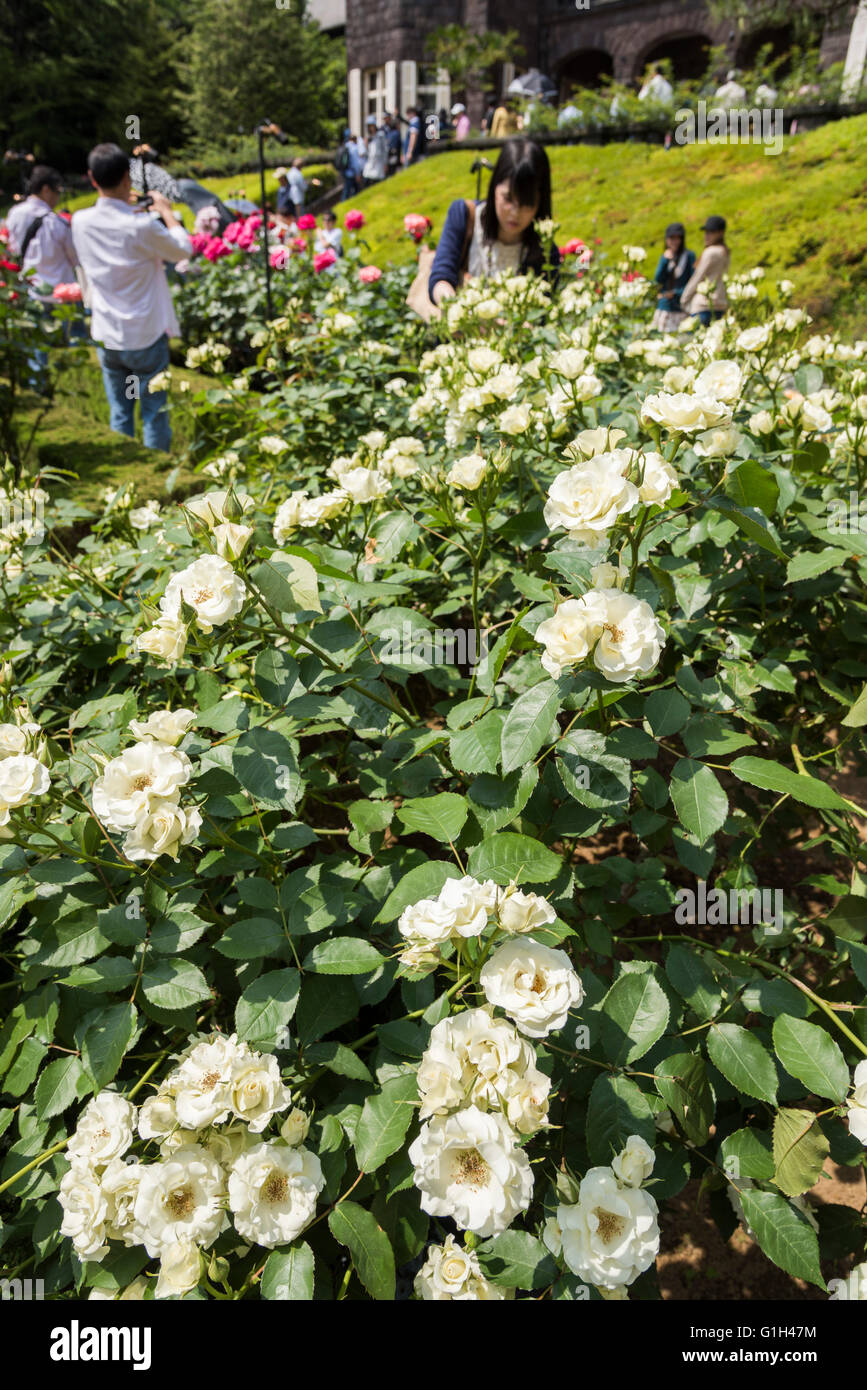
left=560, top=238, right=585, bottom=256
left=344, top=209, right=365, bottom=231
left=291, top=237, right=307, bottom=253
left=358, top=264, right=381, bottom=283
left=313, top=248, right=337, bottom=274
left=202, top=236, right=231, bottom=261
left=223, top=221, right=242, bottom=244
left=270, top=248, right=288, bottom=269
left=52, top=282, right=82, bottom=302
left=297, top=214, right=317, bottom=231
left=189, top=233, right=208, bottom=256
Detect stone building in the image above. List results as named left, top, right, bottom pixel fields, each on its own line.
left=340, top=0, right=865, bottom=133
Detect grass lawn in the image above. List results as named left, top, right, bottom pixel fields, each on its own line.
left=342, top=115, right=867, bottom=334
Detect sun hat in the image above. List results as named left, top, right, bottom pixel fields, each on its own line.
left=451, top=102, right=466, bottom=115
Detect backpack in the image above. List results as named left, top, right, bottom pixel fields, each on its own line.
left=337, top=143, right=351, bottom=173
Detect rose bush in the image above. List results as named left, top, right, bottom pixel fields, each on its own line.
left=1, top=229, right=867, bottom=1303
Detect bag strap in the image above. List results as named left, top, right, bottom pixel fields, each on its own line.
left=18, top=212, right=49, bottom=262
left=459, top=199, right=476, bottom=273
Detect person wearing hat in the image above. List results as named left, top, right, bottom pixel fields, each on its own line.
left=651, top=221, right=695, bottom=332
left=362, top=117, right=389, bottom=187
left=680, top=215, right=730, bottom=325
left=451, top=103, right=471, bottom=141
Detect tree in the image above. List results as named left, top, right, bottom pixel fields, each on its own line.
left=707, top=0, right=855, bottom=33
left=425, top=23, right=525, bottom=100
left=184, top=0, right=345, bottom=149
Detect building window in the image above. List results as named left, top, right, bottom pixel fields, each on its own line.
left=363, top=66, right=386, bottom=125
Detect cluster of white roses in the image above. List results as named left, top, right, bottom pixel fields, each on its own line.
left=414, top=1233, right=513, bottom=1300
left=135, top=490, right=251, bottom=665
left=59, top=1033, right=319, bottom=1299
left=402, top=875, right=583, bottom=1255
left=0, top=713, right=50, bottom=832
left=442, top=272, right=550, bottom=333
left=185, top=339, right=231, bottom=371
left=92, top=709, right=201, bottom=862
left=543, top=1135, right=660, bottom=1295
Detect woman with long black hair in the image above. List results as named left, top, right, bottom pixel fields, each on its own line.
left=428, top=138, right=559, bottom=310
left=651, top=222, right=695, bottom=332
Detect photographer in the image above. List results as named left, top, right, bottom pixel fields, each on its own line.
left=71, top=142, right=190, bottom=453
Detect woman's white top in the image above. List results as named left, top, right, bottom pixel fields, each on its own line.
left=467, top=211, right=523, bottom=279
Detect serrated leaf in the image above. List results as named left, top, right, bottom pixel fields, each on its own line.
left=771, top=1015, right=849, bottom=1102
left=261, top=1243, right=314, bottom=1300
left=396, top=792, right=468, bottom=843
left=80, top=1002, right=137, bottom=1088
left=654, top=1052, right=714, bottom=1145
left=141, top=959, right=211, bottom=1011
left=773, top=1107, right=830, bottom=1197
left=467, top=832, right=562, bottom=886
left=729, top=757, right=850, bottom=812
left=738, top=1188, right=825, bottom=1288
left=328, top=1200, right=395, bottom=1300
left=665, top=944, right=722, bottom=1020
left=585, top=1072, right=656, bottom=1165
left=669, top=758, right=728, bottom=846
left=706, top=1023, right=778, bottom=1105
left=599, top=970, right=670, bottom=1065
left=235, top=968, right=300, bottom=1046
left=500, top=679, right=561, bottom=774
left=476, top=1231, right=557, bottom=1289
left=354, top=1072, right=418, bottom=1172
left=34, top=1055, right=88, bottom=1120
left=303, top=937, right=385, bottom=975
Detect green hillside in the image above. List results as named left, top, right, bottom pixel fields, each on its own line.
left=347, top=116, right=867, bottom=334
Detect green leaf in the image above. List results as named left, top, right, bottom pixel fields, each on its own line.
left=141, top=959, right=211, bottom=1011
left=826, top=895, right=867, bottom=942
left=467, top=832, right=562, bottom=886
left=719, top=1127, right=775, bottom=1181
left=252, top=551, right=321, bottom=613
left=232, top=727, right=302, bottom=810
left=645, top=688, right=690, bottom=737
left=665, top=944, right=722, bottom=1020
left=396, top=792, right=468, bottom=843
left=476, top=1231, right=558, bottom=1290
left=738, top=1188, right=825, bottom=1289
left=500, top=679, right=561, bottom=773
left=786, top=547, right=851, bottom=584
left=261, top=1243, right=314, bottom=1300
left=303, top=937, right=385, bottom=975
left=450, top=712, right=504, bottom=776
left=706, top=1023, right=778, bottom=1105
left=773, top=1107, right=830, bottom=1197
left=328, top=1200, right=395, bottom=1300
left=302, top=1042, right=373, bottom=1084
left=254, top=649, right=301, bottom=707
left=842, top=682, right=867, bottom=729
left=654, top=1052, right=714, bottom=1145
left=213, top=917, right=284, bottom=959
left=235, top=968, right=300, bottom=1047
left=711, top=496, right=786, bottom=559
left=725, top=460, right=779, bottom=518
left=729, top=757, right=851, bottom=812
left=295, top=975, right=359, bottom=1044
left=34, top=1055, right=89, bottom=1120
left=354, top=1072, right=418, bottom=1172
left=599, top=970, right=670, bottom=1065
left=80, top=1002, right=137, bottom=1088
left=556, top=730, right=631, bottom=812
left=669, top=758, right=728, bottom=846
left=585, top=1072, right=656, bottom=1165
left=468, top=765, right=538, bottom=835
left=771, top=1015, right=849, bottom=1102
left=376, top=862, right=462, bottom=924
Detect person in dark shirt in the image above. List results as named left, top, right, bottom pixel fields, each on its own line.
left=651, top=221, right=695, bottom=331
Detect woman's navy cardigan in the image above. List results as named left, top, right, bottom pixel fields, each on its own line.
left=428, top=198, right=561, bottom=305
left=653, top=249, right=696, bottom=311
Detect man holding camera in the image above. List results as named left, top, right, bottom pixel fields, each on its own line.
left=72, top=142, right=190, bottom=452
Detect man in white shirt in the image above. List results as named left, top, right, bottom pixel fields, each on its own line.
left=72, top=143, right=191, bottom=452
left=6, top=165, right=77, bottom=298
left=638, top=67, right=674, bottom=105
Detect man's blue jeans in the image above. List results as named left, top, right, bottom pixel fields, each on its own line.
left=96, top=332, right=172, bottom=452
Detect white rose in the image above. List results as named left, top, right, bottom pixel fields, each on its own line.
left=417, top=1006, right=548, bottom=1131
left=298, top=491, right=349, bottom=526
left=748, top=410, right=776, bottom=436
left=661, top=365, right=696, bottom=393
left=93, top=742, right=192, bottom=832
left=184, top=489, right=254, bottom=529
left=584, top=588, right=665, bottom=683
left=800, top=397, right=833, bottom=433
left=130, top=501, right=161, bottom=530
left=59, top=1166, right=109, bottom=1260
left=572, top=374, right=604, bottom=402
left=273, top=492, right=307, bottom=543
left=230, top=1053, right=293, bottom=1133
left=566, top=427, right=627, bottom=460
left=484, top=366, right=522, bottom=401
left=447, top=453, right=487, bottom=491
left=847, top=1059, right=867, bottom=1144
left=640, top=391, right=732, bottom=433
left=135, top=616, right=188, bottom=665
left=161, top=555, right=246, bottom=633
left=133, top=1144, right=227, bottom=1257
left=398, top=875, right=497, bottom=948
left=612, top=1134, right=656, bottom=1187
left=590, top=561, right=628, bottom=590
left=736, top=324, right=772, bottom=353
left=155, top=1238, right=203, bottom=1298
left=636, top=451, right=678, bottom=504
left=409, top=1105, right=534, bottom=1237
left=534, top=599, right=594, bottom=678
left=173, top=1034, right=248, bottom=1130
left=260, top=435, right=289, bottom=455
left=549, top=347, right=590, bottom=380
left=594, top=343, right=619, bottom=364
left=212, top=521, right=254, bottom=561
left=0, top=721, right=39, bottom=758
left=498, top=403, right=532, bottom=435
left=0, top=752, right=50, bottom=811
left=128, top=709, right=196, bottom=745
left=122, top=801, right=202, bottom=862
left=555, top=1166, right=660, bottom=1288
left=692, top=426, right=743, bottom=459
left=543, top=451, right=639, bottom=544
left=228, top=1141, right=324, bottom=1248
left=280, top=1107, right=311, bottom=1147
left=694, top=360, right=742, bottom=403
left=466, top=346, right=503, bottom=374
left=497, top=887, right=556, bottom=936
left=480, top=937, right=584, bottom=1038
left=339, top=466, right=391, bottom=504
left=67, top=1091, right=137, bottom=1170
left=138, top=1092, right=179, bottom=1142
left=414, top=1234, right=512, bottom=1300
left=101, top=1157, right=144, bottom=1246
